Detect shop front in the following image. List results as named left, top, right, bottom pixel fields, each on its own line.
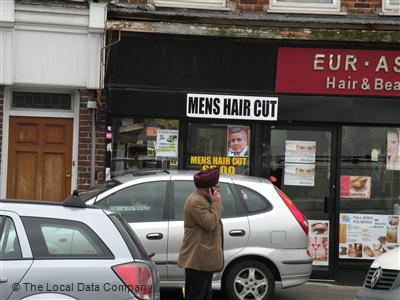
left=105, top=32, right=400, bottom=284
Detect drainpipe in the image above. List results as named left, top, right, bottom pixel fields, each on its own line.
left=87, top=100, right=97, bottom=187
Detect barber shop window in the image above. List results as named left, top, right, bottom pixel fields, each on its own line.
left=111, top=118, right=179, bottom=177
left=186, top=123, right=250, bottom=175
left=340, top=126, right=400, bottom=215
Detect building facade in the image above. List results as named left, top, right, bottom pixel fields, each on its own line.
left=104, top=0, right=400, bottom=284
left=0, top=0, right=108, bottom=200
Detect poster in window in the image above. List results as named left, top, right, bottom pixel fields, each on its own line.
left=156, top=129, right=178, bottom=158
left=308, top=220, right=329, bottom=266
left=340, top=176, right=371, bottom=199
left=227, top=126, right=250, bottom=157
left=387, top=128, right=400, bottom=171
left=339, top=213, right=400, bottom=260
left=284, top=163, right=315, bottom=186
left=285, top=140, right=316, bottom=163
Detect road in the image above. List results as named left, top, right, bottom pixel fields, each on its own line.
left=161, top=281, right=361, bottom=299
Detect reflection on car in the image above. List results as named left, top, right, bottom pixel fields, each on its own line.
left=83, top=170, right=312, bottom=300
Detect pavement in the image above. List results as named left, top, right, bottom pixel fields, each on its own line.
left=161, top=281, right=361, bottom=299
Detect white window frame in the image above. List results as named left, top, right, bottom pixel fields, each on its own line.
left=381, top=0, right=400, bottom=15
left=268, top=0, right=344, bottom=15
left=154, top=0, right=229, bottom=10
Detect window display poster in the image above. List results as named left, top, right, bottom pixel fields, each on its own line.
left=339, top=213, right=400, bottom=260
left=285, top=140, right=316, bottom=163
left=189, top=155, right=248, bottom=175
left=340, top=176, right=371, bottom=199
left=284, top=163, right=315, bottom=186
left=387, top=128, right=400, bottom=171
left=227, top=126, right=250, bottom=157
left=308, top=220, right=329, bottom=266
left=156, top=129, right=178, bottom=158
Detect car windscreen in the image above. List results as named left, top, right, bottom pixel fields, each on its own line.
left=77, top=179, right=121, bottom=202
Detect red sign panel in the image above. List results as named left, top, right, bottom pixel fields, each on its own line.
left=275, top=47, right=400, bottom=96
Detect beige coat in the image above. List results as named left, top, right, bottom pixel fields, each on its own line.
left=177, top=191, right=224, bottom=272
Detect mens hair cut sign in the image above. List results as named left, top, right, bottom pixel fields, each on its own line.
left=186, top=93, right=278, bottom=121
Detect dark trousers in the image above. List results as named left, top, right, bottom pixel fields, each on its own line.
left=185, top=268, right=213, bottom=300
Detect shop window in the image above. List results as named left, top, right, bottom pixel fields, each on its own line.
left=339, top=127, right=400, bottom=261
left=186, top=123, right=250, bottom=176
left=111, top=118, right=179, bottom=176
left=340, top=126, right=400, bottom=215
left=382, top=0, right=400, bottom=15
left=268, top=0, right=341, bottom=14
left=153, top=0, right=227, bottom=10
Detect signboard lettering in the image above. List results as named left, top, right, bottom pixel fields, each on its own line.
left=276, top=48, right=400, bottom=96
left=187, top=93, right=278, bottom=121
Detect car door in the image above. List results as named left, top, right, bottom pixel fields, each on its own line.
left=0, top=213, right=33, bottom=300
left=167, top=178, right=250, bottom=281
left=94, top=177, right=169, bottom=281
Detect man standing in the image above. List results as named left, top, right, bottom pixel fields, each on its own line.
left=227, top=127, right=249, bottom=157
left=177, top=167, right=224, bottom=300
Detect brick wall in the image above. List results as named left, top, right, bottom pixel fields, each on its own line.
left=117, top=0, right=384, bottom=14
left=78, top=90, right=106, bottom=191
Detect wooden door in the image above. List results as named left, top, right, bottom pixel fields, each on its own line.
left=7, top=117, right=73, bottom=201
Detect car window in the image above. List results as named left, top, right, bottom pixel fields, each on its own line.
left=173, top=181, right=238, bottom=220
left=96, top=181, right=167, bottom=222
left=22, top=217, right=113, bottom=259
left=0, top=216, right=22, bottom=260
left=236, top=185, right=273, bottom=214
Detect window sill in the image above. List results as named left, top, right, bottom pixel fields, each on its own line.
left=380, top=10, right=400, bottom=16
left=267, top=8, right=346, bottom=15
left=154, top=2, right=231, bottom=11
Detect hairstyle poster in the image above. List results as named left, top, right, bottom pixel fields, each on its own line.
left=387, top=128, right=400, bottom=171
left=227, top=126, right=250, bottom=157
left=308, top=220, right=329, bottom=266
left=339, top=213, right=399, bottom=260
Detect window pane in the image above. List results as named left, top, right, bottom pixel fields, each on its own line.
left=111, top=118, right=179, bottom=177
left=237, top=185, right=272, bottom=213
left=187, top=123, right=250, bottom=175
left=340, top=126, right=400, bottom=214
left=98, top=181, right=167, bottom=222
left=0, top=217, right=22, bottom=259
left=21, top=217, right=113, bottom=259
left=41, top=226, right=99, bottom=255
left=173, top=181, right=237, bottom=220
left=13, top=92, right=71, bottom=110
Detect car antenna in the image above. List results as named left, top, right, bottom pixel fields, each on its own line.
left=64, top=189, right=86, bottom=208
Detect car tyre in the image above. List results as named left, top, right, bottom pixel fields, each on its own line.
left=224, top=260, right=275, bottom=300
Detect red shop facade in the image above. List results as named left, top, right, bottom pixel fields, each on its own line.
left=105, top=32, right=400, bottom=284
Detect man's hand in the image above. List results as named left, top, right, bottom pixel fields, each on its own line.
left=208, top=188, right=221, bottom=203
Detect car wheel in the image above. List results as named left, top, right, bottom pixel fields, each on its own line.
left=224, top=260, right=275, bottom=300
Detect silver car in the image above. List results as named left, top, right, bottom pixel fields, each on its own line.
left=0, top=198, right=160, bottom=300
left=83, top=170, right=312, bottom=300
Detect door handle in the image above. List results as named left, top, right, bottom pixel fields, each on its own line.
left=229, top=230, right=246, bottom=237
left=0, top=277, right=7, bottom=283
left=146, top=233, right=164, bottom=240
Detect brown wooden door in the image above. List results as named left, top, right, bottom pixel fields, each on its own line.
left=7, top=116, right=73, bottom=201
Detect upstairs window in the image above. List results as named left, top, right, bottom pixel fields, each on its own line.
left=269, top=0, right=341, bottom=14
left=154, top=0, right=228, bottom=10
left=382, top=0, right=400, bottom=15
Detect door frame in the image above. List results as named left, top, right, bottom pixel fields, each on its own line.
left=1, top=86, right=80, bottom=198
left=269, top=124, right=340, bottom=281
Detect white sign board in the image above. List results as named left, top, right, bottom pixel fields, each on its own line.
left=187, top=93, right=278, bottom=121
left=339, top=213, right=400, bottom=260
left=156, top=129, right=178, bottom=158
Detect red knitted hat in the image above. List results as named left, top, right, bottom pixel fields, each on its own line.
left=194, top=167, right=220, bottom=188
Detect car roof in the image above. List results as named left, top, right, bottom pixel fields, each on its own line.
left=113, top=169, right=271, bottom=185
